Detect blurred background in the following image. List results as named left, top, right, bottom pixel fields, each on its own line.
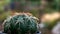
left=0, top=0, right=60, bottom=34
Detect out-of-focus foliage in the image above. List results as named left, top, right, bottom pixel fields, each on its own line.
left=0, top=0, right=59, bottom=22
left=43, top=18, right=60, bottom=30
left=0, top=12, right=11, bottom=23
left=53, top=0, right=60, bottom=10
left=0, top=0, right=10, bottom=23
left=0, top=0, right=10, bottom=11
left=47, top=0, right=60, bottom=11
left=30, top=10, right=39, bottom=17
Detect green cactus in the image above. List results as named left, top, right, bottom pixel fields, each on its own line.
left=3, top=13, right=38, bottom=34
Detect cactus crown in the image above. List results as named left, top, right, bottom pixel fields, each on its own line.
left=3, top=13, right=38, bottom=34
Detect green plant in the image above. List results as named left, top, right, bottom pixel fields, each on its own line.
left=47, top=0, right=60, bottom=10
left=3, top=13, right=38, bottom=34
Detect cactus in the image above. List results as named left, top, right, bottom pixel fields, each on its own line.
left=3, top=13, right=38, bottom=34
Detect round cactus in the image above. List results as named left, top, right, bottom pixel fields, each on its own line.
left=3, top=13, right=38, bottom=34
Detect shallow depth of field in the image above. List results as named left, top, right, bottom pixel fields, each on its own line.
left=0, top=0, right=60, bottom=34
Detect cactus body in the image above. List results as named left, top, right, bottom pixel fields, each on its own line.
left=3, top=13, right=38, bottom=34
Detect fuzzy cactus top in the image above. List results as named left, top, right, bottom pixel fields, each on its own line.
left=3, top=13, right=39, bottom=34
